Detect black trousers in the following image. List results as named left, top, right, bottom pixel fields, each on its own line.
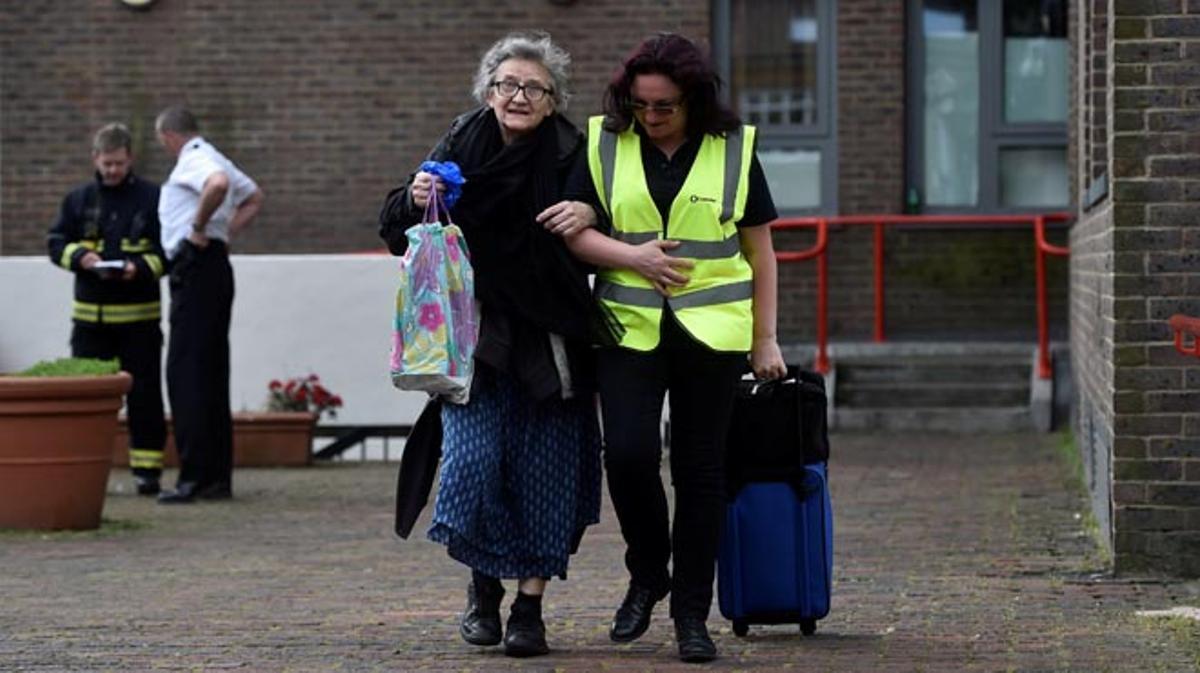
left=597, top=313, right=745, bottom=620
left=166, top=240, right=234, bottom=488
left=71, top=319, right=166, bottom=478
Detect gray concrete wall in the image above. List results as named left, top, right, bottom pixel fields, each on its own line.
left=0, top=255, right=427, bottom=427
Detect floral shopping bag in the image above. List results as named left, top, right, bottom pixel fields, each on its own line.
left=390, top=178, right=478, bottom=404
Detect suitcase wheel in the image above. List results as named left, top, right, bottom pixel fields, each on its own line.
left=800, top=618, right=817, bottom=636
left=732, top=620, right=749, bottom=637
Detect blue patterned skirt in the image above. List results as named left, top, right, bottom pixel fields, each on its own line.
left=428, top=366, right=602, bottom=579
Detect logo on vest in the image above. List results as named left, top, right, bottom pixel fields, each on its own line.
left=689, top=194, right=717, bottom=204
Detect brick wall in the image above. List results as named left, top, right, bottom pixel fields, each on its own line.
left=1070, top=0, right=1118, bottom=559
left=1072, top=0, right=1200, bottom=576
left=0, top=0, right=707, bottom=255
left=3, top=1, right=1069, bottom=348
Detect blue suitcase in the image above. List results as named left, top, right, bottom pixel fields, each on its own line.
left=717, top=462, right=833, bottom=636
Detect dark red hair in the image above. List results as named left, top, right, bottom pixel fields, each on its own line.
left=602, top=33, right=740, bottom=138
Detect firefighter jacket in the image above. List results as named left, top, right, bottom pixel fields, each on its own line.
left=47, top=172, right=165, bottom=324
left=586, top=116, right=756, bottom=352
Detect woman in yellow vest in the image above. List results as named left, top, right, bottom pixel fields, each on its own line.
left=538, top=33, right=787, bottom=663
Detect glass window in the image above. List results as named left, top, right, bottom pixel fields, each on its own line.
left=730, top=0, right=819, bottom=129
left=910, top=0, right=1068, bottom=212
left=1003, top=0, right=1068, bottom=124
left=723, top=0, right=835, bottom=213
left=999, top=147, right=1068, bottom=207
left=759, top=148, right=822, bottom=210
left=922, top=0, right=979, bottom=207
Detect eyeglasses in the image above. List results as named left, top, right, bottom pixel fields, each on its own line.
left=629, top=99, right=683, bottom=116
left=491, top=80, right=552, bottom=102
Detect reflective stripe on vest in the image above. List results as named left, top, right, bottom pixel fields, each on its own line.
left=587, top=116, right=756, bottom=352
left=72, top=300, right=161, bottom=324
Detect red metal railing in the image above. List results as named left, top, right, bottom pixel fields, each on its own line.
left=772, top=213, right=1072, bottom=378
left=1169, top=314, right=1200, bottom=358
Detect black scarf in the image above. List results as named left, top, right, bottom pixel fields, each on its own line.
left=448, top=108, right=621, bottom=347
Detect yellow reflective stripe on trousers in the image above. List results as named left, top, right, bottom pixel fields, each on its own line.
left=72, top=301, right=161, bottom=324
left=129, top=449, right=163, bottom=469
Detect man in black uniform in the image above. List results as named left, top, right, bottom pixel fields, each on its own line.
left=47, top=122, right=168, bottom=496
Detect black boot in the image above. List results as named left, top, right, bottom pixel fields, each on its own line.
left=674, top=617, right=717, bottom=663
left=503, top=592, right=549, bottom=657
left=610, top=583, right=669, bottom=642
left=459, top=571, right=503, bottom=646
left=133, top=474, right=161, bottom=497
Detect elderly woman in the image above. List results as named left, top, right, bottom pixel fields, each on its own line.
left=379, top=32, right=618, bottom=658
left=549, top=33, right=787, bottom=663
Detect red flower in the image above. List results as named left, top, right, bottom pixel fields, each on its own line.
left=266, top=374, right=342, bottom=418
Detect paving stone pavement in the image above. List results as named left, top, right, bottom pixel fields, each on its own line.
left=3, top=432, right=1199, bottom=672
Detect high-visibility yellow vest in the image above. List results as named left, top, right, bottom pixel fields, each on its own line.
left=587, top=116, right=756, bottom=352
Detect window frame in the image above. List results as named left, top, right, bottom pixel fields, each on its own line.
left=713, top=0, right=839, bottom=215
left=906, top=0, right=1069, bottom=214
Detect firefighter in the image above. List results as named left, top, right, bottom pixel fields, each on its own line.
left=47, top=122, right=168, bottom=496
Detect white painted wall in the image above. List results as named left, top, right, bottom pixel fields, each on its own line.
left=0, top=255, right=427, bottom=426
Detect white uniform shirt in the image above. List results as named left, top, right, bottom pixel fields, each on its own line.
left=159, top=137, right=258, bottom=259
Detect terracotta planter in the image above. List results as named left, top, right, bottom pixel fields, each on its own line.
left=112, top=411, right=315, bottom=468
left=0, top=372, right=132, bottom=530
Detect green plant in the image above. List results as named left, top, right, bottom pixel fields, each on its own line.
left=17, top=357, right=120, bottom=377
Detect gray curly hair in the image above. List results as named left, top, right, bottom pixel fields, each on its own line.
left=472, top=31, right=572, bottom=110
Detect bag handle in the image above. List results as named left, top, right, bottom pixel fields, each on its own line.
left=421, top=178, right=454, bottom=225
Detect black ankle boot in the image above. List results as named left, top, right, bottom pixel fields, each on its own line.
left=674, top=617, right=717, bottom=663
left=503, top=592, right=549, bottom=657
left=459, top=572, right=504, bottom=646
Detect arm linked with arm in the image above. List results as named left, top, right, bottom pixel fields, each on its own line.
left=564, top=227, right=692, bottom=296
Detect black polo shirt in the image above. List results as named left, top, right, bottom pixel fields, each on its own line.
left=563, top=125, right=778, bottom=235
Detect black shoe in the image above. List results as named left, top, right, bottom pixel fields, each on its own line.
left=157, top=481, right=198, bottom=504
left=503, top=593, right=549, bottom=657
left=134, top=475, right=161, bottom=497
left=196, top=481, right=232, bottom=500
left=610, top=583, right=669, bottom=642
left=460, top=577, right=503, bottom=646
left=674, top=617, right=717, bottom=663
